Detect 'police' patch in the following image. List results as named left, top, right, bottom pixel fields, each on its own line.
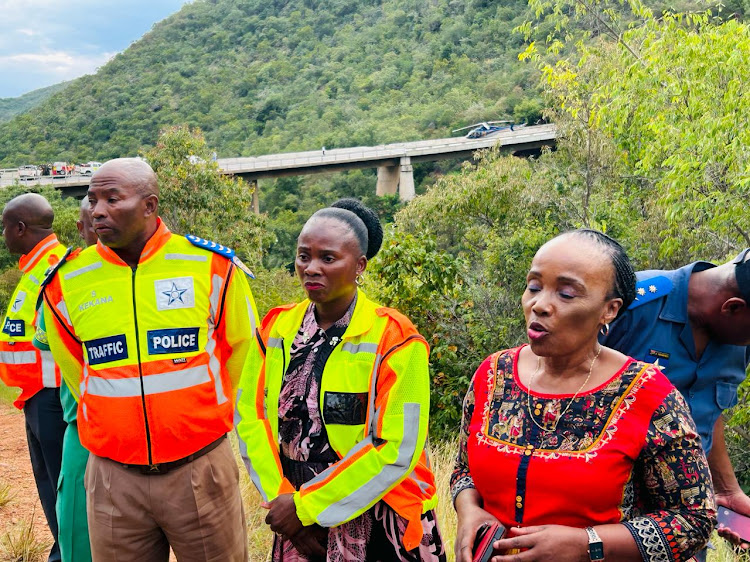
left=2, top=318, right=25, bottom=337
left=148, top=328, right=200, bottom=355
left=85, top=335, right=128, bottom=365
left=155, top=277, right=195, bottom=311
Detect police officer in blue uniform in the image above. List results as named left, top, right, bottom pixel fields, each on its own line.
left=602, top=248, right=750, bottom=558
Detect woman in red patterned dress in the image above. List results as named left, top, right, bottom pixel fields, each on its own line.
left=452, top=230, right=715, bottom=562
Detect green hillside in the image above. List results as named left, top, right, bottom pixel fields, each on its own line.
left=0, top=82, right=70, bottom=124
left=0, top=0, right=542, bottom=167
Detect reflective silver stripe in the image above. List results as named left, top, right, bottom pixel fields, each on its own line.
left=64, top=261, right=102, bottom=280
left=28, top=274, right=40, bottom=286
left=206, top=324, right=227, bottom=404
left=85, top=365, right=210, bottom=397
left=0, top=350, right=36, bottom=364
left=246, top=296, right=257, bottom=335
left=209, top=274, right=222, bottom=322
left=80, top=364, right=88, bottom=396
left=235, top=389, right=269, bottom=501
left=165, top=253, right=208, bottom=262
left=21, top=238, right=58, bottom=272
left=56, top=301, right=72, bottom=326
left=267, top=337, right=284, bottom=349
left=305, top=435, right=374, bottom=488
left=41, top=350, right=56, bottom=387
left=207, top=273, right=227, bottom=404
left=315, top=403, right=422, bottom=527
left=368, top=355, right=382, bottom=433
left=341, top=342, right=378, bottom=355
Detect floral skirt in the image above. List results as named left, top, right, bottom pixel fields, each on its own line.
left=272, top=501, right=445, bottom=562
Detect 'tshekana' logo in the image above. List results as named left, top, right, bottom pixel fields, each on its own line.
left=79, top=291, right=114, bottom=312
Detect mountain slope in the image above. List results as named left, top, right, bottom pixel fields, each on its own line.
left=0, top=0, right=541, bottom=166
left=0, top=82, right=70, bottom=124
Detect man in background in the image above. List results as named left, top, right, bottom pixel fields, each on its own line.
left=35, top=197, right=97, bottom=562
left=602, top=249, right=750, bottom=557
left=0, top=193, right=67, bottom=562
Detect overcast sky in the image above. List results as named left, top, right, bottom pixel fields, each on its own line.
left=0, top=0, right=190, bottom=98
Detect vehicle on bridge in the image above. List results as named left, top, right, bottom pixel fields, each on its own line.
left=452, top=121, right=521, bottom=139
left=18, top=165, right=40, bottom=180
left=52, top=161, right=73, bottom=177
left=79, top=161, right=103, bottom=175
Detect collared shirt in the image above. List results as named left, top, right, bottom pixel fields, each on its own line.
left=602, top=261, right=750, bottom=453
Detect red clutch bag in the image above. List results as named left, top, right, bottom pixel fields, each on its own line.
left=473, top=522, right=507, bottom=562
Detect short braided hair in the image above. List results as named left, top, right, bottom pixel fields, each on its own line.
left=311, top=198, right=383, bottom=260
left=566, top=229, right=637, bottom=318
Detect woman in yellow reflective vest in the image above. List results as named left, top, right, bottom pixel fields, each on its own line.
left=237, top=199, right=445, bottom=561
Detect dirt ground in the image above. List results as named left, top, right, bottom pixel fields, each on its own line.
left=0, top=403, right=54, bottom=554
left=0, top=401, right=179, bottom=561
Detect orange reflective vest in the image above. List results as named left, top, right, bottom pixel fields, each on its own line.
left=42, top=220, right=258, bottom=465
left=236, top=290, right=437, bottom=551
left=0, top=234, right=65, bottom=409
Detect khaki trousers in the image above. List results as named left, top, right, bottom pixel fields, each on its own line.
left=85, top=438, right=247, bottom=562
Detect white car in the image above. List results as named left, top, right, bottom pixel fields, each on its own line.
left=18, top=165, right=40, bottom=180
left=79, top=161, right=103, bottom=175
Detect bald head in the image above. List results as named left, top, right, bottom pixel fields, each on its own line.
left=94, top=158, right=159, bottom=198
left=3, top=193, right=54, bottom=228
left=2, top=193, right=55, bottom=254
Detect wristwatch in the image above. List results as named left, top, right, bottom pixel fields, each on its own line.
left=585, top=526, right=605, bottom=561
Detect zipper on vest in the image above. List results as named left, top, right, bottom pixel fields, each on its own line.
left=131, top=265, right=153, bottom=465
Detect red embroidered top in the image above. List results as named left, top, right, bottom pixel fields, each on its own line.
left=451, top=346, right=715, bottom=562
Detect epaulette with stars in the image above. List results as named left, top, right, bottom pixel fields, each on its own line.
left=185, top=235, right=255, bottom=279
left=629, top=275, right=673, bottom=308
left=35, top=247, right=82, bottom=310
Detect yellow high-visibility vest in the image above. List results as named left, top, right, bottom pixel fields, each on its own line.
left=42, top=221, right=258, bottom=465
left=0, top=234, right=66, bottom=409
left=237, top=290, right=437, bottom=551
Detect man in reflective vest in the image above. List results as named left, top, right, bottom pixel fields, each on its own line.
left=34, top=197, right=98, bottom=562
left=0, top=192, right=67, bottom=562
left=41, top=158, right=258, bottom=562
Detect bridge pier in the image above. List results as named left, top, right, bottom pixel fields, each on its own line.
left=376, top=157, right=415, bottom=201
left=398, top=157, right=415, bottom=201
left=376, top=165, right=399, bottom=196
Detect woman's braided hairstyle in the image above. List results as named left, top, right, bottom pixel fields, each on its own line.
left=568, top=229, right=637, bottom=318
left=312, top=198, right=383, bottom=260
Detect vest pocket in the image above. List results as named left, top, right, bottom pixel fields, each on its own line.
left=322, top=391, right=368, bottom=425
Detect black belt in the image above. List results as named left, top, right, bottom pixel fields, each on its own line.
left=118, top=434, right=226, bottom=475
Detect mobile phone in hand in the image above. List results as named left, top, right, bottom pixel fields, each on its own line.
left=473, top=522, right=507, bottom=562
left=717, top=507, right=750, bottom=543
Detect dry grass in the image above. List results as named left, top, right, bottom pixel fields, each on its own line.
left=235, top=436, right=746, bottom=561
left=0, top=481, right=14, bottom=509
left=0, top=508, right=51, bottom=562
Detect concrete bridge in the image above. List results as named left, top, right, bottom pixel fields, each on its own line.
left=0, top=124, right=556, bottom=204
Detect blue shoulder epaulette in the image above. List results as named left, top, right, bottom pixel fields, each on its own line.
left=185, top=235, right=255, bottom=279
left=629, top=275, right=673, bottom=308
left=36, top=246, right=78, bottom=310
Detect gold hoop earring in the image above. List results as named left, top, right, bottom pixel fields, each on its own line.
left=600, top=323, right=610, bottom=337
left=355, top=274, right=363, bottom=286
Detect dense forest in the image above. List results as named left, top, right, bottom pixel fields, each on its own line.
left=0, top=0, right=544, bottom=167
